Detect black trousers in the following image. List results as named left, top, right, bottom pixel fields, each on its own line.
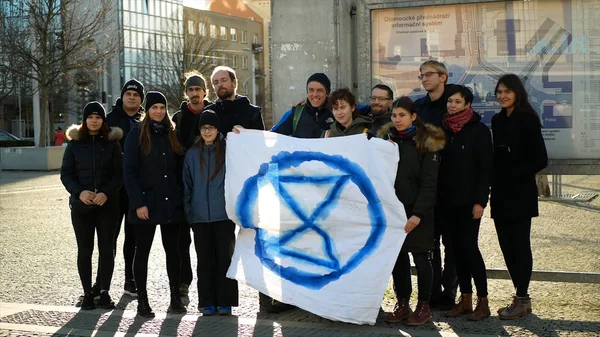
left=431, top=205, right=458, bottom=298
left=179, top=220, right=193, bottom=286
left=192, top=220, right=239, bottom=307
left=133, top=223, right=181, bottom=292
left=445, top=205, right=488, bottom=297
left=71, top=200, right=119, bottom=293
left=96, top=188, right=135, bottom=286
left=392, top=251, right=433, bottom=302
left=494, top=218, right=533, bottom=297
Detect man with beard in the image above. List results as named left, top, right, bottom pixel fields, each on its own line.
left=103, top=78, right=144, bottom=299
left=358, top=84, right=393, bottom=134
left=171, top=71, right=211, bottom=297
left=191, top=66, right=264, bottom=138
left=271, top=73, right=334, bottom=138
left=414, top=60, right=459, bottom=310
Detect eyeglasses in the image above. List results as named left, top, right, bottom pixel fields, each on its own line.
left=418, top=72, right=442, bottom=80
left=201, top=126, right=216, bottom=133
left=370, top=96, right=391, bottom=102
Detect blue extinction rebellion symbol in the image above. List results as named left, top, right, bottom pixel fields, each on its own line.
left=236, top=151, right=386, bottom=289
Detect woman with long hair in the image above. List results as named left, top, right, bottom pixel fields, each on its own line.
left=321, top=88, right=373, bottom=138
left=123, top=91, right=187, bottom=318
left=183, top=110, right=238, bottom=316
left=491, top=74, right=547, bottom=319
left=380, top=97, right=445, bottom=326
left=60, top=101, right=123, bottom=310
left=437, top=85, right=493, bottom=320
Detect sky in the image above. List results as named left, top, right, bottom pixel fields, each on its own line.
left=182, top=0, right=210, bottom=10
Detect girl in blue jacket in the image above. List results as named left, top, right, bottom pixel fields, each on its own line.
left=183, top=110, right=238, bottom=316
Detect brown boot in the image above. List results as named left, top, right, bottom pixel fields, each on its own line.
left=497, top=295, right=532, bottom=315
left=499, top=296, right=531, bottom=320
left=445, top=293, right=473, bottom=317
left=406, top=301, right=431, bottom=326
left=468, top=297, right=490, bottom=321
left=385, top=299, right=411, bottom=323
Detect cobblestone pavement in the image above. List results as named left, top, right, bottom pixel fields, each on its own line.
left=1, top=172, right=599, bottom=336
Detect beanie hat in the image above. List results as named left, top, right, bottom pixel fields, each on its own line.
left=185, top=75, right=207, bottom=91
left=306, top=73, right=331, bottom=94
left=198, top=109, right=220, bottom=130
left=144, top=91, right=167, bottom=112
left=83, top=101, right=106, bottom=121
left=121, top=78, right=144, bottom=99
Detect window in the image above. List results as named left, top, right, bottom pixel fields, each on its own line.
left=242, top=55, right=248, bottom=69
left=199, top=22, right=206, bottom=36
left=210, top=24, right=217, bottom=38
left=241, top=30, right=247, bottom=43
left=253, top=33, right=259, bottom=44
left=187, top=21, right=195, bottom=35
left=230, top=27, right=237, bottom=42
left=232, top=55, right=238, bottom=68
left=221, top=54, right=227, bottom=66
left=220, top=26, right=227, bottom=39
left=212, top=52, right=218, bottom=65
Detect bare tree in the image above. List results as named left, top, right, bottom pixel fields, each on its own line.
left=139, top=11, right=226, bottom=107
left=0, top=0, right=117, bottom=146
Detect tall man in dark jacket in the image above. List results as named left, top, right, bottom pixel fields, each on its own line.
left=414, top=60, right=458, bottom=309
left=102, top=78, right=144, bottom=298
left=192, top=66, right=264, bottom=136
left=358, top=84, right=394, bottom=134
left=271, top=73, right=334, bottom=138
left=171, top=72, right=211, bottom=297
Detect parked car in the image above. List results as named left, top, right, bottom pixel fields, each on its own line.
left=0, top=130, right=20, bottom=141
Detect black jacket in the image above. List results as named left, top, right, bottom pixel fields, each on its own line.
left=106, top=98, right=143, bottom=149
left=271, top=100, right=334, bottom=138
left=414, top=85, right=456, bottom=127
left=380, top=123, right=445, bottom=252
left=123, top=125, right=185, bottom=225
left=192, top=95, right=264, bottom=139
left=172, top=100, right=211, bottom=149
left=438, top=112, right=493, bottom=207
left=491, top=109, right=548, bottom=220
left=359, top=105, right=391, bottom=135
left=60, top=125, right=124, bottom=203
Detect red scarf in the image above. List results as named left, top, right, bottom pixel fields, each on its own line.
left=443, top=107, right=473, bottom=133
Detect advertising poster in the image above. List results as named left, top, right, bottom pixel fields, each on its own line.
left=372, top=0, right=599, bottom=159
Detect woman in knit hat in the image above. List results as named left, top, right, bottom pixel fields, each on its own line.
left=60, top=101, right=124, bottom=310
left=182, top=110, right=238, bottom=316
left=123, top=91, right=186, bottom=318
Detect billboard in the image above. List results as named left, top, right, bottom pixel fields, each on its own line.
left=371, top=0, right=599, bottom=159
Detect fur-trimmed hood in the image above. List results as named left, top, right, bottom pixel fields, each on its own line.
left=377, top=122, right=446, bottom=152
left=66, top=124, right=124, bottom=142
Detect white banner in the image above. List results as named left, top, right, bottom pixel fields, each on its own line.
left=225, top=130, right=407, bottom=325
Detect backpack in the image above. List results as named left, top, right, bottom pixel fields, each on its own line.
left=292, top=105, right=304, bottom=135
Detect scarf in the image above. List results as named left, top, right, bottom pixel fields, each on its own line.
left=443, top=107, right=474, bottom=133
left=149, top=120, right=168, bottom=134
left=396, top=124, right=416, bottom=138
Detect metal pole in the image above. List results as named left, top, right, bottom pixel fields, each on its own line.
left=17, top=80, right=22, bottom=138
left=251, top=52, right=256, bottom=104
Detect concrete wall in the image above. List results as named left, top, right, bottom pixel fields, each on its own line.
left=1, top=146, right=66, bottom=171
left=271, top=0, right=356, bottom=124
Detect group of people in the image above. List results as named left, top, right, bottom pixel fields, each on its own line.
left=60, top=59, right=548, bottom=325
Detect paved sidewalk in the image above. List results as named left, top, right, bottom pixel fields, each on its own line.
left=1, top=172, right=599, bottom=336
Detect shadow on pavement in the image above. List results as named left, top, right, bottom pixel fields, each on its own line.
left=192, top=315, right=239, bottom=336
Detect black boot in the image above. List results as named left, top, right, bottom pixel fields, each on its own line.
left=137, top=291, right=155, bottom=318
left=167, top=287, right=187, bottom=314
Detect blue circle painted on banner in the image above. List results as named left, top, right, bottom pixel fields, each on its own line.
left=236, top=151, right=386, bottom=289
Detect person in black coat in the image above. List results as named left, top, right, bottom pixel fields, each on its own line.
left=103, top=78, right=144, bottom=299
left=379, top=97, right=445, bottom=327
left=437, top=85, right=493, bottom=321
left=60, top=101, right=123, bottom=310
left=491, top=74, right=548, bottom=320
left=170, top=72, right=212, bottom=298
left=123, top=91, right=187, bottom=318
